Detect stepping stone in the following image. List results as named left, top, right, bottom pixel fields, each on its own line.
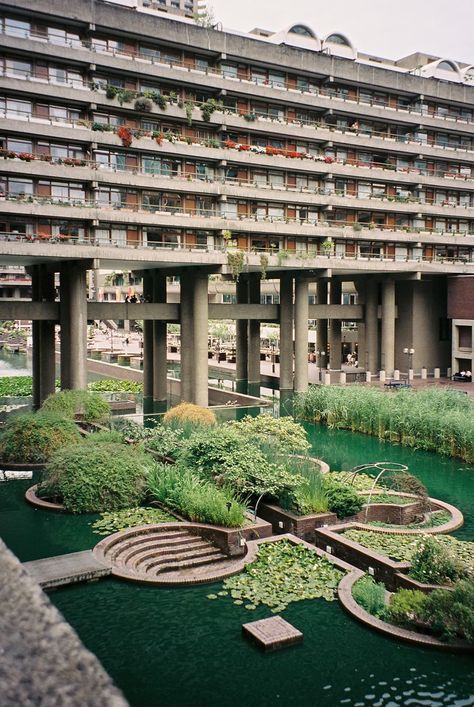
left=242, top=616, right=303, bottom=652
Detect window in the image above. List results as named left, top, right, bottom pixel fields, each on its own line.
left=5, top=58, right=31, bottom=78
left=7, top=139, right=32, bottom=153
left=4, top=18, right=30, bottom=37
left=8, top=179, right=33, bottom=196
left=221, top=64, right=237, bottom=79
left=289, top=25, right=314, bottom=37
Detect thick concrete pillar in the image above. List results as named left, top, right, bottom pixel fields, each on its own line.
left=179, top=274, right=194, bottom=402
left=59, top=262, right=87, bottom=390
left=153, top=271, right=167, bottom=401
left=32, top=266, right=56, bottom=409
left=381, top=279, right=396, bottom=376
left=316, top=280, right=328, bottom=369
left=329, top=279, right=342, bottom=370
left=235, top=278, right=248, bottom=381
left=279, top=273, right=293, bottom=390
left=192, top=273, right=209, bottom=407
left=294, top=278, right=309, bottom=393
left=365, top=279, right=379, bottom=372
left=247, top=273, right=261, bottom=385
left=142, top=272, right=154, bottom=398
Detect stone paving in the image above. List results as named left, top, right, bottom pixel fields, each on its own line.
left=23, top=550, right=112, bottom=589
left=242, top=616, right=303, bottom=651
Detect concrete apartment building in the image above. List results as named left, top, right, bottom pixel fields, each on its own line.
left=0, top=0, right=472, bottom=406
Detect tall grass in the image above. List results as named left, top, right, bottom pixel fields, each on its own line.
left=278, top=456, right=329, bottom=514
left=147, top=464, right=247, bottom=528
left=295, top=387, right=474, bottom=462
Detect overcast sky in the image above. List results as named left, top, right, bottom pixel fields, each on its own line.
left=208, top=0, right=474, bottom=66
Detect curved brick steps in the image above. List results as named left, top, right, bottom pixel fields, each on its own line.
left=94, top=525, right=238, bottom=584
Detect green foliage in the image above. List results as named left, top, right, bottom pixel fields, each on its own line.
left=231, top=414, right=310, bottom=455
left=278, top=457, right=328, bottom=515
left=213, top=540, right=344, bottom=612
left=352, top=575, right=387, bottom=618
left=163, top=402, right=216, bottom=427
left=421, top=581, right=474, bottom=643
left=42, top=390, right=110, bottom=423
left=40, top=443, right=154, bottom=513
left=200, top=98, right=221, bottom=122
left=0, top=376, right=35, bottom=397
left=368, top=509, right=452, bottom=530
left=90, top=506, right=177, bottom=535
left=147, top=464, right=247, bottom=527
left=0, top=412, right=81, bottom=463
left=143, top=425, right=186, bottom=459
left=324, top=482, right=364, bottom=519
left=409, top=536, right=466, bottom=585
left=227, top=250, right=245, bottom=280
left=386, top=589, right=428, bottom=628
left=108, top=418, right=150, bottom=442
left=84, top=431, right=124, bottom=445
left=294, top=386, right=474, bottom=462
left=88, top=379, right=143, bottom=394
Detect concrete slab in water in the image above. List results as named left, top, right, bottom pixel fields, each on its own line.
left=23, top=550, right=111, bottom=589
left=242, top=616, right=303, bottom=651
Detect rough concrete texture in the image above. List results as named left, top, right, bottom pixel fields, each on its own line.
left=0, top=538, right=128, bottom=707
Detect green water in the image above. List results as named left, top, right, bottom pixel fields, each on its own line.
left=1, top=426, right=473, bottom=706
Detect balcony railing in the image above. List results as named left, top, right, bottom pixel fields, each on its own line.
left=2, top=24, right=473, bottom=125
left=2, top=193, right=474, bottom=237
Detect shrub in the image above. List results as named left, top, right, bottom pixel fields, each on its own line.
left=108, top=418, right=150, bottom=442
left=147, top=463, right=247, bottom=527
left=40, top=442, right=154, bottom=513
left=0, top=412, right=81, bottom=463
left=386, top=589, right=428, bottom=629
left=42, top=390, right=110, bottom=423
left=144, top=425, right=186, bottom=459
left=83, top=430, right=124, bottom=445
left=324, top=482, right=364, bottom=519
left=231, top=414, right=310, bottom=455
left=163, top=402, right=216, bottom=427
left=421, top=581, right=474, bottom=643
left=352, top=575, right=387, bottom=618
left=134, top=97, right=153, bottom=112
left=410, top=536, right=464, bottom=585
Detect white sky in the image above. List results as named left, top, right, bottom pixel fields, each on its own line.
left=208, top=0, right=474, bottom=66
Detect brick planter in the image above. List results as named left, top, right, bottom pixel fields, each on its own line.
left=0, top=460, right=46, bottom=472
left=25, top=484, right=66, bottom=513
left=258, top=503, right=337, bottom=542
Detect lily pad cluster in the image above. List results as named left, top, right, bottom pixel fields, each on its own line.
left=207, top=540, right=344, bottom=612
left=90, top=506, right=177, bottom=535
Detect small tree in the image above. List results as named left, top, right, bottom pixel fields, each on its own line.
left=193, top=6, right=216, bottom=27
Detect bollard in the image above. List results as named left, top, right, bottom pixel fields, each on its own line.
left=434, top=367, right=440, bottom=379
left=339, top=371, right=346, bottom=385
left=408, top=369, right=414, bottom=381
left=447, top=367, right=452, bottom=379
left=379, top=370, right=386, bottom=382
left=366, top=371, right=371, bottom=383
left=421, top=367, right=427, bottom=380
left=393, top=369, right=400, bottom=381
left=324, top=372, right=331, bottom=386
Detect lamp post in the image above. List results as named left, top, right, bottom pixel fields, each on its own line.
left=403, top=347, right=415, bottom=376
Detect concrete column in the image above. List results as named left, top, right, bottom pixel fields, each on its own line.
left=365, top=279, right=379, bottom=373
left=179, top=273, right=194, bottom=402
left=192, top=273, right=209, bottom=407
left=32, top=266, right=55, bottom=409
left=142, top=272, right=154, bottom=398
left=294, top=278, right=309, bottom=393
left=59, top=263, right=87, bottom=390
left=329, top=279, right=342, bottom=370
left=381, top=279, right=396, bottom=376
left=235, top=277, right=248, bottom=381
left=153, top=271, right=167, bottom=401
left=316, top=279, right=328, bottom=369
left=247, top=273, right=261, bottom=385
left=59, top=264, right=71, bottom=390
left=279, top=274, right=293, bottom=391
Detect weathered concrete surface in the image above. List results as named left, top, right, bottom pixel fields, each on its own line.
left=23, top=549, right=112, bottom=589
left=0, top=538, right=128, bottom=706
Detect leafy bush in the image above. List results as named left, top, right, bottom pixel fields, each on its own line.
left=88, top=379, right=142, bottom=394
left=410, top=536, right=465, bottom=585
left=144, top=425, right=186, bottom=459
left=210, top=540, right=344, bottom=612
left=40, top=443, right=154, bottom=513
left=108, top=418, right=150, bottom=442
left=0, top=412, right=82, bottom=463
left=324, top=481, right=364, bottom=519
left=0, top=376, right=35, bottom=397
left=279, top=457, right=328, bottom=514
left=352, top=575, right=387, bottom=618
left=83, top=430, right=124, bottom=445
left=231, top=414, right=310, bottom=454
left=91, top=506, right=177, bottom=535
left=42, top=390, right=110, bottom=423
left=386, top=589, right=428, bottom=629
left=163, top=402, right=216, bottom=427
left=147, top=463, right=247, bottom=527
left=421, top=581, right=474, bottom=643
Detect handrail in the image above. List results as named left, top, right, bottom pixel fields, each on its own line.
left=1, top=152, right=473, bottom=210
left=0, top=230, right=471, bottom=265
left=2, top=25, right=473, bottom=125
left=2, top=193, right=474, bottom=236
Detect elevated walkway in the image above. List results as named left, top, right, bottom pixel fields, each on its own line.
left=23, top=550, right=112, bottom=589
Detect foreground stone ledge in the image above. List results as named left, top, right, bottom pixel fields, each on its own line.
left=0, top=538, right=128, bottom=706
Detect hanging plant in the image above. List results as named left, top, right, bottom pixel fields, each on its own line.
left=116, top=89, right=135, bottom=105
left=260, top=254, right=269, bottom=280
left=116, top=126, right=133, bottom=147
left=184, top=100, right=194, bottom=127
left=227, top=250, right=245, bottom=281
left=134, top=97, right=153, bottom=112
left=105, top=85, right=119, bottom=99
left=200, top=98, right=221, bottom=122
left=154, top=93, right=168, bottom=111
